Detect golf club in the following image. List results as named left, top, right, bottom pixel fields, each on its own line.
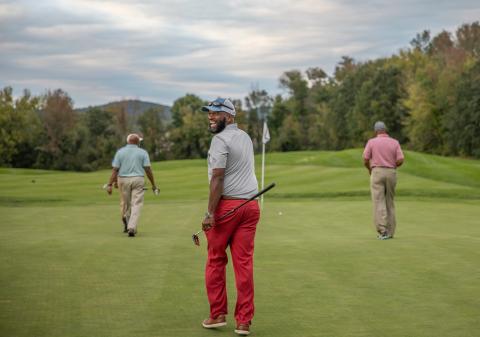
left=192, top=182, right=276, bottom=246
left=102, top=184, right=160, bottom=195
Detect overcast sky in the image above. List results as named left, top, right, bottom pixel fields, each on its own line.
left=1, top=0, right=479, bottom=108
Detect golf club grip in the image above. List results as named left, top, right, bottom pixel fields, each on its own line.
left=255, top=182, right=276, bottom=198
left=217, top=182, right=276, bottom=221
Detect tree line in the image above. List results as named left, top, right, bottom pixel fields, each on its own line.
left=1, top=22, right=479, bottom=171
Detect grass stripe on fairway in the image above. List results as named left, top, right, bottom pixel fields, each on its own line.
left=1, top=149, right=479, bottom=207
left=1, top=150, right=479, bottom=337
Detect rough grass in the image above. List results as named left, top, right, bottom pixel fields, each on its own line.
left=1, top=149, right=479, bottom=337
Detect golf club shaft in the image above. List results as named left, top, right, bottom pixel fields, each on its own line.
left=194, top=182, right=276, bottom=235
left=218, top=182, right=275, bottom=219
left=102, top=184, right=158, bottom=194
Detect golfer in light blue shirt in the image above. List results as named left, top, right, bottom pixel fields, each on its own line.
left=106, top=133, right=159, bottom=237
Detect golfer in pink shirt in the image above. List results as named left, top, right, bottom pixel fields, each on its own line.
left=363, top=121, right=404, bottom=239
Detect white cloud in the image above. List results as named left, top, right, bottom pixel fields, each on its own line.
left=13, top=49, right=132, bottom=73
left=1, top=0, right=479, bottom=107
left=0, top=3, right=24, bottom=18
left=23, top=24, right=107, bottom=39
left=53, top=0, right=167, bottom=31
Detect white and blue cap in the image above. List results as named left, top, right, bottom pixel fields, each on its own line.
left=201, top=97, right=236, bottom=116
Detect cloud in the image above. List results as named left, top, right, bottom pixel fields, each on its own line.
left=1, top=0, right=479, bottom=107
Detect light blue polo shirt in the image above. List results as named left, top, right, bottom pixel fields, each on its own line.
left=112, top=144, right=151, bottom=177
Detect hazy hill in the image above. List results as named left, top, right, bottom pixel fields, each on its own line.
left=75, top=99, right=172, bottom=123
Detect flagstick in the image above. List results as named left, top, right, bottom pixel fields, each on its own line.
left=261, top=141, right=266, bottom=209
left=261, top=120, right=270, bottom=210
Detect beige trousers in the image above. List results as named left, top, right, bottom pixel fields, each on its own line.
left=118, top=176, right=145, bottom=232
left=370, top=167, right=397, bottom=237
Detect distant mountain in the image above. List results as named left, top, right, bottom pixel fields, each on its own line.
left=75, top=99, right=172, bottom=123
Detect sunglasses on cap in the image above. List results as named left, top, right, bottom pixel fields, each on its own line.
left=208, top=101, right=231, bottom=109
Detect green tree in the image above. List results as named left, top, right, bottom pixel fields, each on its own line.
left=11, top=90, right=43, bottom=167
left=36, top=89, right=87, bottom=170
left=306, top=67, right=328, bottom=86
left=410, top=30, right=431, bottom=53
left=81, top=107, right=119, bottom=170
left=305, top=67, right=332, bottom=149
left=403, top=26, right=470, bottom=154
left=104, top=101, right=130, bottom=140
left=348, top=61, right=408, bottom=145
left=444, top=60, right=480, bottom=157
left=403, top=80, right=441, bottom=152
left=268, top=95, right=288, bottom=131
left=231, top=98, right=248, bottom=133
left=334, top=56, right=357, bottom=82
left=456, top=21, right=480, bottom=58
left=428, top=30, right=454, bottom=56
left=0, top=87, right=43, bottom=167
left=171, top=93, right=204, bottom=128
left=244, top=87, right=273, bottom=151
left=326, top=57, right=359, bottom=149
left=274, top=114, right=303, bottom=151
left=41, top=89, right=75, bottom=153
left=0, top=87, right=21, bottom=165
left=138, top=107, right=167, bottom=161
left=279, top=70, right=309, bottom=117
left=278, top=70, right=310, bottom=148
left=168, top=94, right=210, bottom=159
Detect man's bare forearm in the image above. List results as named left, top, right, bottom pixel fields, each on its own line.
left=144, top=167, right=156, bottom=187
left=108, top=168, right=119, bottom=185
left=363, top=159, right=371, bottom=174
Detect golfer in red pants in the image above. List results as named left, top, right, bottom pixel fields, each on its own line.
left=201, top=98, right=260, bottom=336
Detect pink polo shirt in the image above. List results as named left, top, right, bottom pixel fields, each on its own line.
left=363, top=134, right=404, bottom=168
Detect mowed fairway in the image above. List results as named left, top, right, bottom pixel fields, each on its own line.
left=1, top=149, right=479, bottom=337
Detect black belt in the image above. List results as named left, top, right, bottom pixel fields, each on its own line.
left=221, top=196, right=248, bottom=200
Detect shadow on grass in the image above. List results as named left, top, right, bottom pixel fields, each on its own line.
left=0, top=196, right=69, bottom=206
left=270, top=189, right=480, bottom=200
left=2, top=189, right=479, bottom=207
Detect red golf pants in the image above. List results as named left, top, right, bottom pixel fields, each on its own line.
left=205, top=199, right=260, bottom=325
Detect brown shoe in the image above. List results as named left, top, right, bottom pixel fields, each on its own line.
left=234, top=323, right=250, bottom=335
left=202, top=315, right=227, bottom=328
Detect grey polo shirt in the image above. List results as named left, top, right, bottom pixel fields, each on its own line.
left=112, top=144, right=150, bottom=177
left=208, top=123, right=258, bottom=199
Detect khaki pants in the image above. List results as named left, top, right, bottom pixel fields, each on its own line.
left=118, top=176, right=145, bottom=232
left=370, top=167, right=397, bottom=237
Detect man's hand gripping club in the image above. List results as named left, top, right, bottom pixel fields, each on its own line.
left=192, top=183, right=276, bottom=246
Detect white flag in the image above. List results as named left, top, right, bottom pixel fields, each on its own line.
left=262, top=121, right=270, bottom=144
